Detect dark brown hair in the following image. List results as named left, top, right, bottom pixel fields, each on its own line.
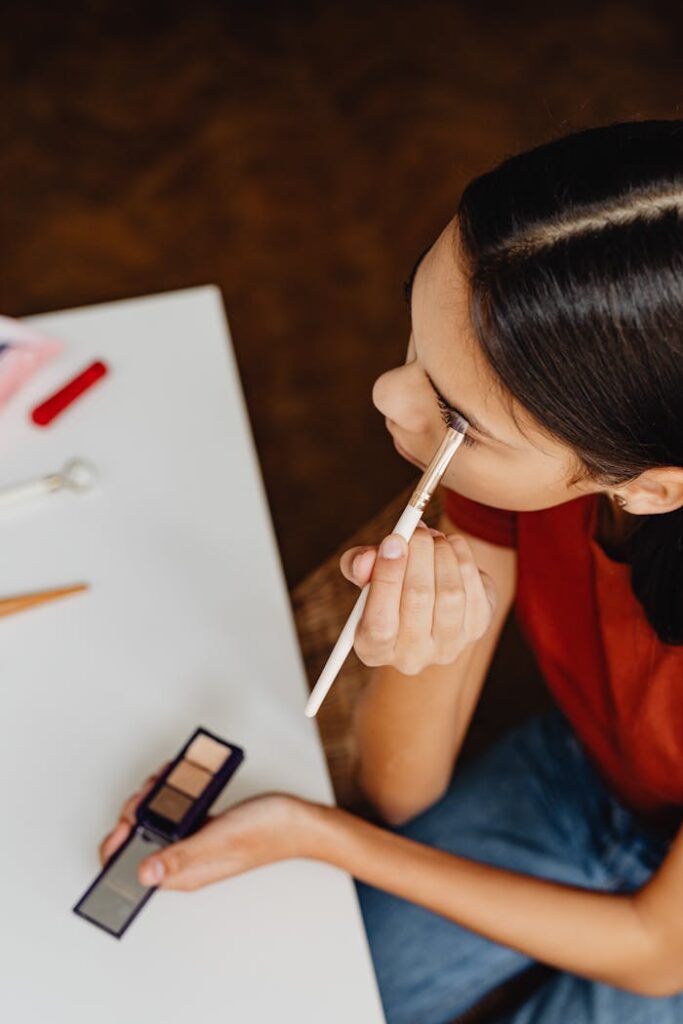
left=457, top=119, right=683, bottom=644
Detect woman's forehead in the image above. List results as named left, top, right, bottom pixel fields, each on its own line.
left=420, top=219, right=564, bottom=455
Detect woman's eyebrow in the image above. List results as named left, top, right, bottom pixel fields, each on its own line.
left=403, top=245, right=515, bottom=448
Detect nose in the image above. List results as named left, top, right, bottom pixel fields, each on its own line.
left=372, top=363, right=431, bottom=433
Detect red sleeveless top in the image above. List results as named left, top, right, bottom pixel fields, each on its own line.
left=441, top=487, right=683, bottom=831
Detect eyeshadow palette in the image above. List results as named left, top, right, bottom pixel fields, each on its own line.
left=73, top=727, right=245, bottom=938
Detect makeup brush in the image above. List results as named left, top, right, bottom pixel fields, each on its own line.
left=0, top=582, right=89, bottom=620
left=304, top=414, right=469, bottom=718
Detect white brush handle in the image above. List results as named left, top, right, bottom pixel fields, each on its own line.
left=0, top=476, right=58, bottom=509
left=304, top=503, right=424, bottom=718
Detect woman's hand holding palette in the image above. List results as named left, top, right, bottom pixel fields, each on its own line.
left=74, top=728, right=245, bottom=939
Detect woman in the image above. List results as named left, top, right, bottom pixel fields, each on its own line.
left=100, top=120, right=683, bottom=1023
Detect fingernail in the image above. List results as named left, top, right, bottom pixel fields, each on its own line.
left=140, top=858, right=164, bottom=885
left=380, top=536, right=403, bottom=559
left=416, top=520, right=429, bottom=530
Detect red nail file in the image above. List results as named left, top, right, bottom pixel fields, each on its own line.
left=31, top=360, right=109, bottom=427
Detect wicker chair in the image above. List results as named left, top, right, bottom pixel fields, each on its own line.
left=290, top=484, right=555, bottom=1023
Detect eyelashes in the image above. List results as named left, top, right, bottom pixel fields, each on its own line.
left=423, top=370, right=477, bottom=447
left=435, top=393, right=477, bottom=447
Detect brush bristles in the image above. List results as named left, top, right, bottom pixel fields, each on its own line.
left=449, top=411, right=469, bottom=435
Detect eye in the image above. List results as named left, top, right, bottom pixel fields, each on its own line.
left=435, top=393, right=477, bottom=447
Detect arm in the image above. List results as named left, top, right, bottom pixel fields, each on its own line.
left=309, top=803, right=683, bottom=998
left=352, top=511, right=517, bottom=826
left=634, top=823, right=683, bottom=993
left=101, top=762, right=683, bottom=997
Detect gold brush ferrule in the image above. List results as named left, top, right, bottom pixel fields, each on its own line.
left=408, top=426, right=468, bottom=513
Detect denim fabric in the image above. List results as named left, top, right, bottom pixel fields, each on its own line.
left=354, top=706, right=682, bottom=1024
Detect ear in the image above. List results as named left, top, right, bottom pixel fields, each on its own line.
left=621, top=467, right=683, bottom=515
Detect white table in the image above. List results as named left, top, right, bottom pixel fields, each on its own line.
left=0, top=286, right=385, bottom=1023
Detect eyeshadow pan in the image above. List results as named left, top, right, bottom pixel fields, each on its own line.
left=148, top=785, right=193, bottom=823
left=167, top=759, right=213, bottom=798
left=186, top=734, right=230, bottom=773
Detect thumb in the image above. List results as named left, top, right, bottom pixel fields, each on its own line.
left=138, top=816, right=238, bottom=891
left=139, top=849, right=171, bottom=886
left=350, top=548, right=377, bottom=586
left=339, top=546, right=377, bottom=586
left=139, top=835, right=201, bottom=889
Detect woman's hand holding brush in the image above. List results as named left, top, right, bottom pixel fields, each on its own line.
left=338, top=521, right=498, bottom=677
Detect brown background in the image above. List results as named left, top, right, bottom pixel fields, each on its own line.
left=2, top=0, right=681, bottom=588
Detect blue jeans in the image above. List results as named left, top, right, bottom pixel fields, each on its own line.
left=354, top=705, right=682, bottom=1024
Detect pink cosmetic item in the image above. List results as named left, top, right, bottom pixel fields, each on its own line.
left=0, top=314, right=63, bottom=411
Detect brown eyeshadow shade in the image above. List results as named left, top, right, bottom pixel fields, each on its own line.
left=186, top=734, right=230, bottom=773
left=167, top=760, right=213, bottom=798
left=148, top=785, right=193, bottom=823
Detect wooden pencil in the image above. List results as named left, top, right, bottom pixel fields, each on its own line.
left=0, top=583, right=90, bottom=619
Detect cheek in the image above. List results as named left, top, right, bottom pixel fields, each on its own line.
left=444, top=449, right=577, bottom=511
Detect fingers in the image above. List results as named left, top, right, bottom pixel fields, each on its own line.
left=139, top=850, right=168, bottom=886
left=431, top=535, right=467, bottom=658
left=396, top=528, right=436, bottom=658
left=339, top=545, right=375, bottom=584
left=98, top=762, right=172, bottom=867
left=343, top=521, right=496, bottom=674
left=451, top=535, right=497, bottom=639
left=479, top=570, right=498, bottom=617
left=98, top=820, right=130, bottom=866
left=138, top=816, right=221, bottom=891
left=354, top=533, right=408, bottom=663
left=117, top=764, right=169, bottom=825
left=117, top=789, right=144, bottom=829
left=139, top=836, right=200, bottom=889
left=339, top=522, right=442, bottom=587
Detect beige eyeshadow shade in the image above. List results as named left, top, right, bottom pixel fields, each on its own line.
left=167, top=760, right=213, bottom=798
left=186, top=734, right=230, bottom=773
left=148, top=785, right=193, bottom=823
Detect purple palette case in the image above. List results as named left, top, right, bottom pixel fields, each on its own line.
left=73, top=727, right=245, bottom=938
